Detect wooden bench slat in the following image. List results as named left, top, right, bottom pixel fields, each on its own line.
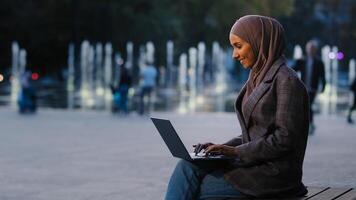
left=279, top=187, right=330, bottom=200
left=303, top=187, right=330, bottom=200
left=253, top=187, right=330, bottom=200
left=307, top=188, right=352, bottom=200
left=334, top=188, right=356, bottom=200
left=204, top=187, right=353, bottom=200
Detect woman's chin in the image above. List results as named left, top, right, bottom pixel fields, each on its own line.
left=242, top=64, right=252, bottom=69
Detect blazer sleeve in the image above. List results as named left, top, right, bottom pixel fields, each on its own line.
left=223, top=135, right=243, bottom=147
left=235, top=76, right=309, bottom=166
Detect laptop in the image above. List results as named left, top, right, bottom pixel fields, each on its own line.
left=151, top=117, right=232, bottom=161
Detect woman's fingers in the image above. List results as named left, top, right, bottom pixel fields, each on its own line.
left=205, top=145, right=238, bottom=157
left=193, top=142, right=214, bottom=155
left=205, top=144, right=233, bottom=156
left=193, top=143, right=205, bottom=155
left=193, top=144, right=201, bottom=155
left=204, top=144, right=223, bottom=154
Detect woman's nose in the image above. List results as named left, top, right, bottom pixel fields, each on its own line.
left=232, top=49, right=239, bottom=59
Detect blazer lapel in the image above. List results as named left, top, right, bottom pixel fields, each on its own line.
left=242, top=82, right=271, bottom=128
left=235, top=84, right=248, bottom=133
left=242, top=57, right=285, bottom=129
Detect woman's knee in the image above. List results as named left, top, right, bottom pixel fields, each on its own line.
left=175, top=159, right=196, bottom=172
left=169, top=160, right=198, bottom=182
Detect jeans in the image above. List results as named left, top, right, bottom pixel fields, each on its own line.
left=18, top=88, right=36, bottom=113
left=165, top=160, right=246, bottom=200
left=139, top=86, right=153, bottom=115
left=118, top=85, right=129, bottom=113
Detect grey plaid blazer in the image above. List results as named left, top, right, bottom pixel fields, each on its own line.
left=224, top=57, right=310, bottom=198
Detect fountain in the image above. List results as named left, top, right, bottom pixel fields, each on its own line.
left=331, top=46, right=339, bottom=114
left=146, top=41, right=156, bottom=112
left=69, top=41, right=115, bottom=110
left=67, top=43, right=75, bottom=109
left=103, top=43, right=113, bottom=111
left=79, top=40, right=91, bottom=109
left=126, top=42, right=134, bottom=72
left=94, top=43, right=104, bottom=109
left=10, top=42, right=20, bottom=107
left=214, top=43, right=227, bottom=112
left=178, top=53, right=188, bottom=113
left=293, top=45, right=303, bottom=59
left=188, top=47, right=197, bottom=112
left=10, top=43, right=27, bottom=108
left=197, top=42, right=205, bottom=95
left=321, top=45, right=331, bottom=115
left=88, top=45, right=95, bottom=107
left=166, top=41, right=174, bottom=87
left=137, top=45, right=147, bottom=85
left=146, top=41, right=155, bottom=64
left=19, top=49, right=27, bottom=76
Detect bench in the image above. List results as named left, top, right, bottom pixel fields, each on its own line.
left=206, top=187, right=355, bottom=200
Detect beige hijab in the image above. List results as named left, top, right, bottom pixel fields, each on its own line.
left=230, top=15, right=286, bottom=101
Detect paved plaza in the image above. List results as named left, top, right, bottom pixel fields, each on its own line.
left=0, top=107, right=355, bottom=200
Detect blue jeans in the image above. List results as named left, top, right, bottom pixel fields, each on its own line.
left=139, top=86, right=153, bottom=115
left=118, top=85, right=129, bottom=113
left=165, top=160, right=246, bottom=200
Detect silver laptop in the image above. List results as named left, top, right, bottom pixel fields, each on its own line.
left=151, top=117, right=232, bottom=161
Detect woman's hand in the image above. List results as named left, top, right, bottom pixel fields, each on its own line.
left=204, top=144, right=238, bottom=157
left=193, top=142, right=214, bottom=155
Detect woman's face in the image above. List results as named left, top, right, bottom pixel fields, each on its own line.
left=229, top=34, right=256, bottom=69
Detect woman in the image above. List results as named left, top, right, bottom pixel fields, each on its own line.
left=165, top=15, right=309, bottom=199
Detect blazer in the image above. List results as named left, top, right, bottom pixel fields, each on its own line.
left=224, top=57, right=310, bottom=198
left=293, top=57, right=326, bottom=93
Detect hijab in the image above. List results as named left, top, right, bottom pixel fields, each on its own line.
left=230, top=15, right=286, bottom=101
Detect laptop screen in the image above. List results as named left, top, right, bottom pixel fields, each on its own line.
left=151, top=118, right=191, bottom=160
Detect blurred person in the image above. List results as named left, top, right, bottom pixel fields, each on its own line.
left=347, top=77, right=356, bottom=123
left=17, top=70, right=37, bottom=113
left=293, top=40, right=325, bottom=133
left=111, top=61, right=132, bottom=114
left=165, top=15, right=309, bottom=199
left=139, top=62, right=157, bottom=115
